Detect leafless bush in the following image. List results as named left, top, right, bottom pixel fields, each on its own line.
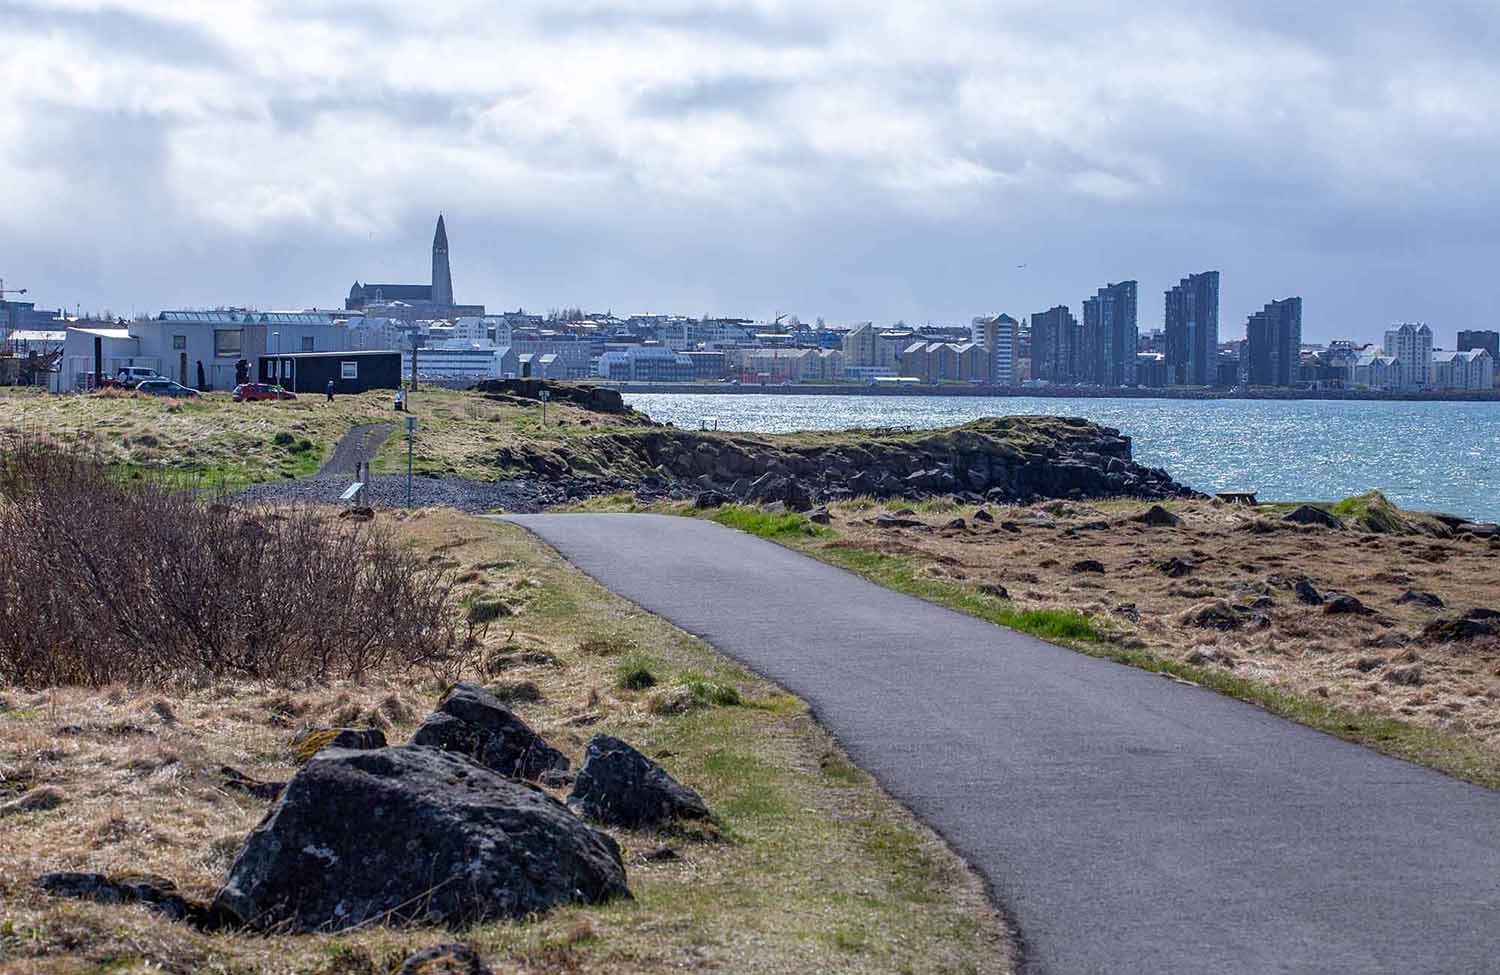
left=0, top=437, right=482, bottom=688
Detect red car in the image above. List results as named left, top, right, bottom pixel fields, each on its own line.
left=233, top=383, right=298, bottom=402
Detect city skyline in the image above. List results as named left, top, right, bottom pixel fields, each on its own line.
left=3, top=3, right=1499, bottom=344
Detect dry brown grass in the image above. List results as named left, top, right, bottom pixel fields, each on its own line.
left=0, top=387, right=649, bottom=487
left=0, top=510, right=1011, bottom=975
left=816, top=498, right=1500, bottom=754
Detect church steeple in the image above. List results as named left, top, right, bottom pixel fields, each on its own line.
left=431, top=214, right=453, bottom=306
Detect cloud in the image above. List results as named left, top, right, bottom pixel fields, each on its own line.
left=1, top=0, right=1498, bottom=341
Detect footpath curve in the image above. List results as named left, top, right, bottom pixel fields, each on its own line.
left=502, top=513, right=1500, bottom=975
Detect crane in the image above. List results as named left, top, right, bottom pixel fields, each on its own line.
left=0, top=278, right=26, bottom=299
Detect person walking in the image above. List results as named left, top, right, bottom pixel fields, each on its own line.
left=325, top=379, right=335, bottom=403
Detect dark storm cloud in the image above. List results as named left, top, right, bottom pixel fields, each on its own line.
left=3, top=1, right=1500, bottom=341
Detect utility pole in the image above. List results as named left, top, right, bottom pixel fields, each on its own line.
left=539, top=388, right=550, bottom=427
left=405, top=415, right=418, bottom=509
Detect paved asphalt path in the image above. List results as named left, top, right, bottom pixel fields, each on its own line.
left=503, top=513, right=1500, bottom=975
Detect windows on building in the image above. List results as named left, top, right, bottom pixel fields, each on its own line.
left=213, top=329, right=242, bottom=358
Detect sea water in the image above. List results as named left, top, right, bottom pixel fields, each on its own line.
left=623, top=393, right=1500, bottom=523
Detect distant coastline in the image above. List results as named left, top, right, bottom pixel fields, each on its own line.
left=611, top=382, right=1500, bottom=403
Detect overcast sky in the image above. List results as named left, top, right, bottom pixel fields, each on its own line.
left=3, top=1, right=1498, bottom=344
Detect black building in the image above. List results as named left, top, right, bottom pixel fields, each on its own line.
left=1245, top=297, right=1303, bottom=387
left=1164, top=271, right=1220, bottom=385
left=1458, top=330, right=1500, bottom=360
left=1081, top=281, right=1139, bottom=387
left=1030, top=305, right=1078, bottom=383
left=258, top=351, right=402, bottom=394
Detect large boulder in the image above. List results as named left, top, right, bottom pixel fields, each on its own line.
left=409, top=683, right=568, bottom=781
left=212, top=745, right=628, bottom=932
left=1283, top=505, right=1345, bottom=530
left=568, top=735, right=710, bottom=829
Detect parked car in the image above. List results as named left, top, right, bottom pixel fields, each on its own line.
left=233, top=382, right=298, bottom=402
left=136, top=379, right=201, bottom=398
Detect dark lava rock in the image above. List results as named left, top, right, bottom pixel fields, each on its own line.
left=1157, top=556, right=1195, bottom=578
left=219, top=766, right=286, bottom=801
left=1397, top=590, right=1445, bottom=609
left=212, top=745, right=628, bottom=932
left=1421, top=610, right=1500, bottom=644
left=410, top=683, right=569, bottom=781
left=1071, top=559, right=1106, bottom=574
left=1294, top=579, right=1325, bottom=606
left=1138, top=505, right=1184, bottom=528
left=1181, top=601, right=1244, bottom=630
left=1325, top=594, right=1373, bottom=616
left=568, top=735, right=710, bottom=829
left=393, top=943, right=493, bottom=975
left=973, top=508, right=994, bottom=523
left=944, top=518, right=968, bottom=530
left=807, top=505, right=831, bottom=525
left=875, top=513, right=924, bottom=530
left=290, top=727, right=387, bottom=763
left=1283, top=505, right=1346, bottom=530
left=37, top=872, right=226, bottom=928
left=977, top=583, right=1010, bottom=599
left=693, top=491, right=729, bottom=510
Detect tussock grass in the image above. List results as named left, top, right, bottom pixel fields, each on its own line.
left=614, top=655, right=660, bottom=691
left=0, top=510, right=1012, bottom=974
left=708, top=504, right=829, bottom=540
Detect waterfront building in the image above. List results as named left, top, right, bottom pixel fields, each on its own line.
left=345, top=215, right=484, bottom=321
left=971, top=314, right=1018, bottom=385
left=1030, top=306, right=1078, bottom=383
left=596, top=345, right=696, bottom=382
left=684, top=350, right=728, bottom=381
left=899, top=341, right=989, bottom=384
left=1351, top=351, right=1401, bottom=390
left=1164, top=271, right=1220, bottom=385
left=1245, top=297, right=1304, bottom=387
left=1135, top=352, right=1169, bottom=387
left=842, top=323, right=918, bottom=371
left=503, top=337, right=592, bottom=379
left=1383, top=323, right=1433, bottom=389
left=733, top=347, right=844, bottom=384
left=1433, top=349, right=1494, bottom=390
left=1080, top=281, right=1138, bottom=387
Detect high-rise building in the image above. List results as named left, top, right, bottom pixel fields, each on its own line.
left=1458, top=329, right=1500, bottom=361
left=1383, top=323, right=1434, bottom=388
left=1081, top=281, right=1139, bottom=387
left=431, top=214, right=453, bottom=307
left=972, top=314, right=1017, bottom=384
left=1030, top=306, right=1078, bottom=383
left=1245, top=297, right=1304, bottom=387
left=1164, top=271, right=1220, bottom=385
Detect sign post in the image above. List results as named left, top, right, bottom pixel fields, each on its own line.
left=539, top=388, right=550, bottom=428
left=405, top=414, right=418, bottom=509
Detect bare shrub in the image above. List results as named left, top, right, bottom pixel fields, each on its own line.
left=0, top=437, right=481, bottom=688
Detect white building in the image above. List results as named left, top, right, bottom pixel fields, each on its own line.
left=1433, top=349, right=1494, bottom=390
left=401, top=345, right=502, bottom=382
left=60, top=310, right=351, bottom=390
left=972, top=314, right=1018, bottom=385
left=1350, top=351, right=1402, bottom=390
left=596, top=345, right=695, bottom=382
left=1383, top=323, right=1433, bottom=389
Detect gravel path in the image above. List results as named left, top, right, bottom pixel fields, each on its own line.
left=318, top=423, right=396, bottom=476
left=505, top=513, right=1500, bottom=975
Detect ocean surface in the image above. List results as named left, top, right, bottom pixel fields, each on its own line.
left=623, top=393, right=1500, bottom=522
